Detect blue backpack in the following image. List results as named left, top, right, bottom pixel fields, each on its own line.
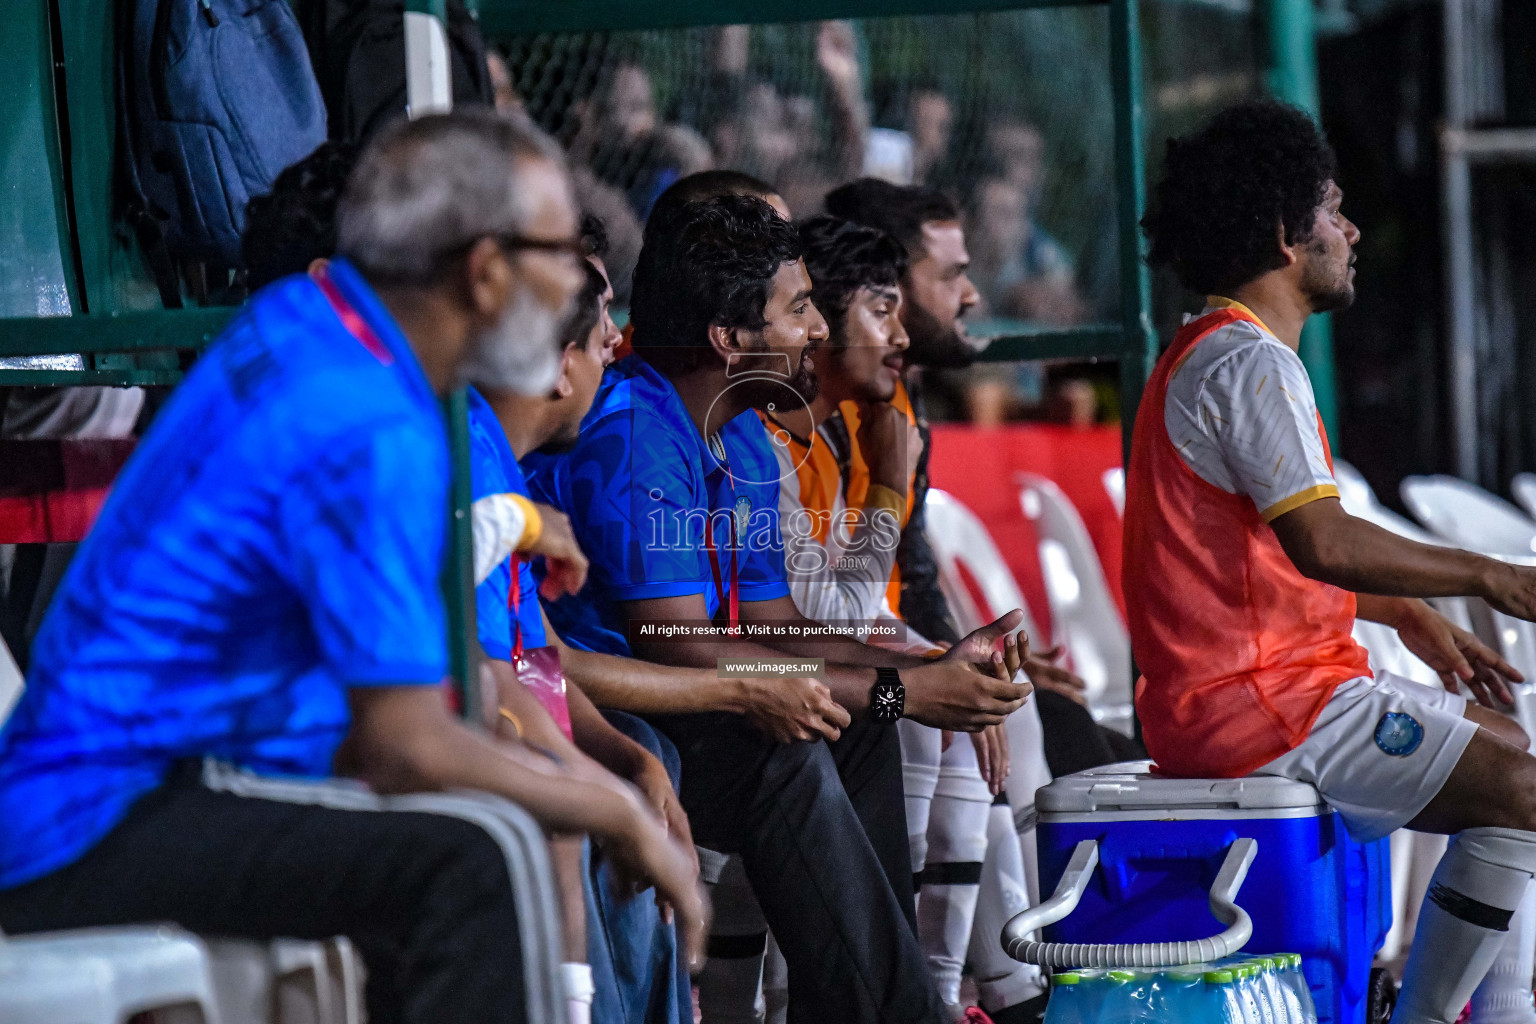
left=120, top=0, right=328, bottom=269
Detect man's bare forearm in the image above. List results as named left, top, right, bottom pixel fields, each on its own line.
left=348, top=690, right=643, bottom=839
left=1275, top=503, right=1501, bottom=598
left=560, top=643, right=749, bottom=714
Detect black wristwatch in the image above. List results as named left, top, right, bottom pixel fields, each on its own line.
left=870, top=667, right=905, bottom=723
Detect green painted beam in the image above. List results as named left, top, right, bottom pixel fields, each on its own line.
left=1110, top=0, right=1155, bottom=464
left=1259, top=0, right=1338, bottom=440
left=0, top=308, right=231, bottom=356
left=443, top=388, right=480, bottom=721
left=975, top=325, right=1124, bottom=363
left=476, top=0, right=1105, bottom=37
left=0, top=368, right=189, bottom=386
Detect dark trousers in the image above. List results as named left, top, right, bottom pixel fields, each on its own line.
left=1035, top=689, right=1146, bottom=777
left=0, top=764, right=527, bottom=1024
left=647, top=711, right=946, bottom=1024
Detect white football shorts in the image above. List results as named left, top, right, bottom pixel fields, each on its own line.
left=1250, top=671, right=1479, bottom=843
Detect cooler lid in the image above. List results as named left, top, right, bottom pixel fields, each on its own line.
left=1037, top=761, right=1326, bottom=814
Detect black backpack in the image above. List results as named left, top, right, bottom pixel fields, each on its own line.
left=301, top=0, right=495, bottom=145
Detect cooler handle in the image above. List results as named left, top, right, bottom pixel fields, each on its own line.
left=1001, top=837, right=1258, bottom=968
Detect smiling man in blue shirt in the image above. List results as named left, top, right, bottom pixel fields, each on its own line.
left=0, top=110, right=701, bottom=1024
left=525, top=194, right=1032, bottom=1024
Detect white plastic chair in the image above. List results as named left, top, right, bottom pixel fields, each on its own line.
left=1513, top=473, right=1536, bottom=520
left=1015, top=474, right=1134, bottom=737
left=1102, top=467, right=1125, bottom=518
left=923, top=489, right=1041, bottom=641
left=0, top=634, right=22, bottom=727
left=1, top=925, right=221, bottom=1023
left=0, top=949, right=114, bottom=1024
left=923, top=487, right=1057, bottom=835
left=1401, top=474, right=1536, bottom=558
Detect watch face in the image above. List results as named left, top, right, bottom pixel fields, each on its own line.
left=873, top=685, right=903, bottom=720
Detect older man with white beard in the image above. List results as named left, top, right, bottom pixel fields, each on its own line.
left=0, top=109, right=703, bottom=1024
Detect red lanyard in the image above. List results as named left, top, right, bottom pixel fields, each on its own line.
left=508, top=555, right=528, bottom=660
left=311, top=266, right=394, bottom=366
left=703, top=435, right=740, bottom=633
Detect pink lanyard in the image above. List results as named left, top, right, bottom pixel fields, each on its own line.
left=704, top=435, right=740, bottom=633
left=311, top=266, right=394, bottom=365
left=508, top=555, right=529, bottom=660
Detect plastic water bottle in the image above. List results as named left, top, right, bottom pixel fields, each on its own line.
left=1281, top=954, right=1318, bottom=1024
left=1156, top=968, right=1209, bottom=1024
left=1205, top=969, right=1246, bottom=1024
left=1233, top=964, right=1268, bottom=1024
left=1042, top=971, right=1084, bottom=1024
left=1254, top=957, right=1293, bottom=1024
left=1097, top=969, right=1142, bottom=1022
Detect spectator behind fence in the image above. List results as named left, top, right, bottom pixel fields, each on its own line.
left=524, top=193, right=1034, bottom=1024
left=0, top=109, right=702, bottom=1024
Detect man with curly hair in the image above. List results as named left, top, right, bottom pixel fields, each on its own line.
left=1131, top=98, right=1536, bottom=1024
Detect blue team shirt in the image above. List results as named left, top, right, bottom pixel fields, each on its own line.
left=0, top=260, right=449, bottom=888
left=467, top=387, right=545, bottom=659
left=522, top=354, right=789, bottom=656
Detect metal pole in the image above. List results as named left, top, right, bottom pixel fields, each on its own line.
left=1109, top=0, right=1155, bottom=467
left=1442, top=0, right=1479, bottom=480
left=403, top=0, right=478, bottom=722
left=1260, top=0, right=1338, bottom=441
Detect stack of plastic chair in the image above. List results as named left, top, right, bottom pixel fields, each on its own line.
left=0, top=924, right=222, bottom=1023
left=1400, top=474, right=1536, bottom=559
left=207, top=937, right=363, bottom=1024
left=1512, top=473, right=1536, bottom=520
left=1015, top=474, right=1134, bottom=737
left=1400, top=473, right=1536, bottom=739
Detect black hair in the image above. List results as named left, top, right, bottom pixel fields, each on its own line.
left=1143, top=99, right=1338, bottom=296
left=796, top=216, right=908, bottom=347
left=242, top=141, right=359, bottom=290
left=630, top=194, right=802, bottom=376
left=558, top=214, right=612, bottom=352
left=822, top=178, right=959, bottom=259
left=644, top=169, right=777, bottom=241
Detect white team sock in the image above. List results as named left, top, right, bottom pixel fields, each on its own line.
left=969, top=799, right=1049, bottom=1012
left=1394, top=828, right=1536, bottom=1024
left=1472, top=884, right=1536, bottom=1024
left=562, top=962, right=594, bottom=1024
left=697, top=853, right=768, bottom=1024
left=917, top=739, right=993, bottom=1004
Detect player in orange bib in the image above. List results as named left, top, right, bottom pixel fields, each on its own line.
left=1132, top=99, right=1536, bottom=1024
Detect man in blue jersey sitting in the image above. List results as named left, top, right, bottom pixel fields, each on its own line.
left=0, top=110, right=701, bottom=1024
left=524, top=194, right=1033, bottom=1024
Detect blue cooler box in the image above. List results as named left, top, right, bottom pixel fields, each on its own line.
left=1034, top=763, right=1392, bottom=1024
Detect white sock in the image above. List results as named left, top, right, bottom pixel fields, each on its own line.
left=697, top=854, right=768, bottom=1024
left=969, top=799, right=1048, bottom=1012
left=1472, top=884, right=1536, bottom=1024
left=763, top=932, right=788, bottom=1024
left=561, top=962, right=594, bottom=1024
left=1393, top=828, right=1536, bottom=1024
left=901, top=719, right=943, bottom=887
left=917, top=738, right=992, bottom=1005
